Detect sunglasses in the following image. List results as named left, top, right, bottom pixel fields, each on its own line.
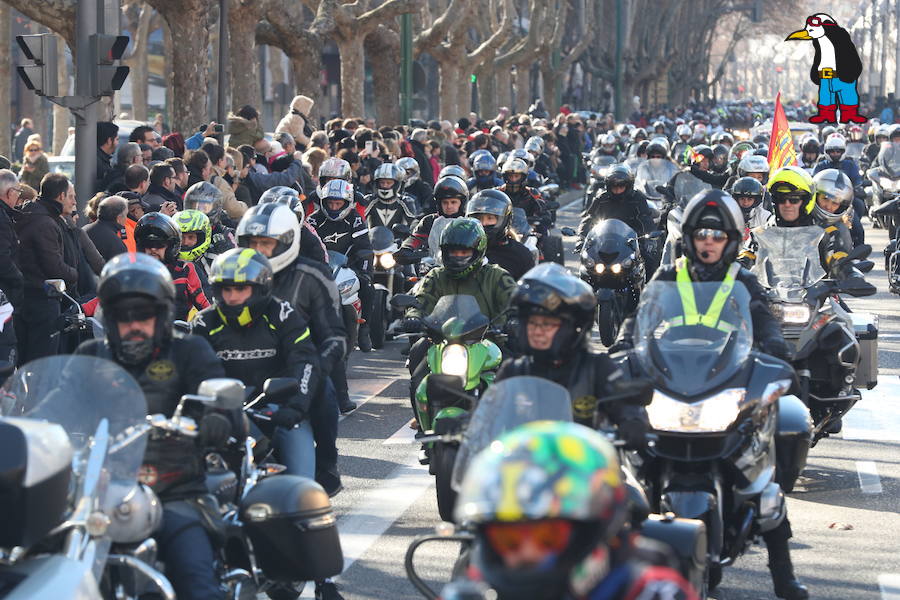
left=774, top=196, right=804, bottom=205
left=484, top=520, right=573, bottom=559
left=692, top=228, right=729, bottom=242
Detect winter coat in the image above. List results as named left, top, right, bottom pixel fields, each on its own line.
left=275, top=95, right=315, bottom=149
left=84, top=218, right=128, bottom=261
left=227, top=114, right=265, bottom=148
left=15, top=197, right=78, bottom=291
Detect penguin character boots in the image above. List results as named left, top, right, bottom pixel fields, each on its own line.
left=839, top=104, right=868, bottom=124
left=809, top=104, right=838, bottom=123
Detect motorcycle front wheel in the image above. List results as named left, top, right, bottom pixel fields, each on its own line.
left=597, top=300, right=620, bottom=347
left=434, top=443, right=459, bottom=522
left=370, top=289, right=388, bottom=349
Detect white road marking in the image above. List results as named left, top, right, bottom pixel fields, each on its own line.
left=856, top=460, right=883, bottom=494
left=843, top=381, right=900, bottom=442
left=340, top=378, right=395, bottom=422
left=879, top=574, right=900, bottom=600
left=383, top=423, right=418, bottom=444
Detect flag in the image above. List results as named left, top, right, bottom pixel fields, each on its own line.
left=767, top=92, right=798, bottom=177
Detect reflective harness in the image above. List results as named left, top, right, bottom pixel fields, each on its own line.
left=673, top=257, right=740, bottom=332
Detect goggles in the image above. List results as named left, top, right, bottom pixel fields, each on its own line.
left=484, top=519, right=574, bottom=561
left=692, top=228, right=729, bottom=242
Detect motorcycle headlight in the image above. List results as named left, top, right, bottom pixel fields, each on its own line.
left=378, top=252, right=396, bottom=269
left=647, top=388, right=745, bottom=433
left=441, top=344, right=468, bottom=383
left=595, top=263, right=606, bottom=274
left=337, top=279, right=355, bottom=297
left=780, top=304, right=811, bottom=324
left=610, top=263, right=623, bottom=274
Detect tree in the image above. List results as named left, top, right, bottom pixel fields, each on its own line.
left=121, top=1, right=158, bottom=122
left=366, top=24, right=401, bottom=124
left=2, top=0, right=76, bottom=50
left=228, top=0, right=262, bottom=111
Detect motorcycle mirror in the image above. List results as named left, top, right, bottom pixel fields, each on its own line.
left=838, top=276, right=877, bottom=297
left=391, top=223, right=412, bottom=239
left=197, top=378, right=246, bottom=411
left=655, top=185, right=669, bottom=196
left=855, top=259, right=875, bottom=273
left=390, top=293, right=420, bottom=310
left=173, top=320, right=191, bottom=334
left=405, top=530, right=476, bottom=600
left=560, top=226, right=577, bottom=236
left=262, top=377, right=298, bottom=403
left=44, top=279, right=66, bottom=297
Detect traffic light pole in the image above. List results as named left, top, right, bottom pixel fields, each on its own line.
left=74, top=0, right=99, bottom=215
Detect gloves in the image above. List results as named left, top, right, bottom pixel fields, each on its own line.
left=402, top=317, right=423, bottom=333
left=607, top=338, right=633, bottom=354
left=618, top=418, right=649, bottom=450
left=761, top=338, right=793, bottom=362
left=198, top=413, right=232, bottom=447
left=271, top=407, right=304, bottom=429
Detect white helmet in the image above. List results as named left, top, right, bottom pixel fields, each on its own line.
left=319, top=179, right=356, bottom=221
left=395, top=157, right=420, bottom=185
left=823, top=135, right=846, bottom=153
left=676, top=124, right=691, bottom=138
left=737, top=154, right=769, bottom=176
left=374, top=163, right=403, bottom=202
left=236, top=203, right=301, bottom=273
left=318, top=157, right=352, bottom=182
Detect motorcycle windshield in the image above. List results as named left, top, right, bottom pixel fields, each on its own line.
left=369, top=226, right=394, bottom=252
left=510, top=207, right=531, bottom=238
left=451, top=376, right=572, bottom=491
left=673, top=172, right=711, bottom=206
left=327, top=250, right=349, bottom=270
left=2, top=356, right=148, bottom=509
left=592, top=155, right=617, bottom=167
left=424, top=294, right=489, bottom=339
left=634, top=280, right=753, bottom=397
left=428, top=216, right=454, bottom=262
left=584, top=219, right=637, bottom=262
left=635, top=159, right=678, bottom=198
left=878, top=143, right=900, bottom=178
left=845, top=142, right=865, bottom=160
left=751, top=226, right=825, bottom=300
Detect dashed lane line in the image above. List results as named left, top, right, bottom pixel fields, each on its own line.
left=856, top=460, right=883, bottom=495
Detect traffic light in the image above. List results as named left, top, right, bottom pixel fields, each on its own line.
left=15, top=34, right=58, bottom=97
left=90, top=34, right=129, bottom=96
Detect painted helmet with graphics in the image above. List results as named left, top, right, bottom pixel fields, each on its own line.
left=512, top=263, right=596, bottom=361
left=439, top=217, right=487, bottom=278
left=456, top=420, right=628, bottom=598
left=317, top=157, right=352, bottom=184
left=319, top=179, right=356, bottom=221
left=209, top=248, right=274, bottom=326
left=395, top=156, right=420, bottom=185
left=374, top=163, right=403, bottom=203
left=174, top=209, right=212, bottom=262
left=235, top=203, right=300, bottom=273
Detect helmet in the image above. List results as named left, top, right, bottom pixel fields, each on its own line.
left=823, top=135, right=846, bottom=156
left=318, top=179, right=356, bottom=221
left=457, top=420, right=627, bottom=599
left=501, top=157, right=529, bottom=193
left=690, top=144, right=713, bottom=165
left=134, top=212, right=181, bottom=265
left=604, top=164, right=634, bottom=198
left=729, top=176, right=766, bottom=221
left=812, top=168, right=853, bottom=225
left=632, top=127, right=647, bottom=142
left=235, top=203, right=300, bottom=273
left=801, top=138, right=820, bottom=155
left=209, top=248, right=274, bottom=326
left=373, top=163, right=403, bottom=203
left=433, top=176, right=469, bottom=217
left=646, top=138, right=669, bottom=159
left=768, top=166, right=817, bottom=226
left=511, top=263, right=596, bottom=361
left=510, top=148, right=535, bottom=170
left=472, top=153, right=498, bottom=189
left=524, top=136, right=544, bottom=154
left=318, top=157, right=352, bottom=184
left=395, top=156, right=420, bottom=185
left=711, top=143, right=729, bottom=171
left=727, top=140, right=757, bottom=172
left=174, top=209, right=212, bottom=262
left=183, top=181, right=224, bottom=225
left=820, top=125, right=836, bottom=141
left=439, top=217, right=487, bottom=278
left=465, top=189, right=513, bottom=243
left=713, top=132, right=734, bottom=146
left=890, top=123, right=900, bottom=141
left=680, top=189, right=743, bottom=279
left=439, top=165, right=467, bottom=181
left=469, top=149, right=492, bottom=164
left=97, top=253, right=175, bottom=365
left=599, top=133, right=617, bottom=152
left=258, top=186, right=304, bottom=223
left=848, top=125, right=864, bottom=142
left=876, top=123, right=891, bottom=141
left=737, top=154, right=770, bottom=181
left=652, top=120, right=666, bottom=133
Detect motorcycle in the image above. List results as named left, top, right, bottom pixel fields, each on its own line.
left=657, top=174, right=712, bottom=267
left=44, top=278, right=104, bottom=352
left=538, top=183, right=561, bottom=225
left=0, top=355, right=174, bottom=599
left=510, top=207, right=540, bottom=263
left=585, top=155, right=618, bottom=209
left=369, top=224, right=418, bottom=349
left=616, top=279, right=810, bottom=595
left=393, top=293, right=502, bottom=522
left=751, top=226, right=878, bottom=446
left=405, top=377, right=707, bottom=599
left=634, top=158, right=679, bottom=211
left=328, top=250, right=362, bottom=353
left=867, top=143, right=900, bottom=231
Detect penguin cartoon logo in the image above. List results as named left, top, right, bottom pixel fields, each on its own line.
left=786, top=13, right=867, bottom=125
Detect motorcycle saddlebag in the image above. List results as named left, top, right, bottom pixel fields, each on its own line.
left=639, top=514, right=707, bottom=585
left=0, top=419, right=72, bottom=548
left=850, top=312, right=878, bottom=390
left=239, top=475, right=343, bottom=582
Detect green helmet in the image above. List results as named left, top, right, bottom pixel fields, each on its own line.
left=439, top=217, right=487, bottom=278
left=209, top=248, right=273, bottom=327
left=174, top=209, right=212, bottom=262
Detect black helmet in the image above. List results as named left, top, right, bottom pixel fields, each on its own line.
left=645, top=139, right=668, bottom=159
left=134, top=212, right=182, bottom=265
left=209, top=248, right=274, bottom=327
left=690, top=144, right=714, bottom=165
left=433, top=176, right=469, bottom=217
left=680, top=189, right=743, bottom=280
left=97, top=253, right=175, bottom=365
left=604, top=164, right=634, bottom=198
left=729, top=176, right=765, bottom=221
left=439, top=165, right=468, bottom=181
left=439, top=218, right=487, bottom=278
left=801, top=138, right=820, bottom=155
left=465, top=189, right=513, bottom=243
left=512, top=263, right=596, bottom=362
left=711, top=143, right=729, bottom=172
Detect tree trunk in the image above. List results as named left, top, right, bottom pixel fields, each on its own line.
left=366, top=26, right=400, bottom=125
left=541, top=61, right=560, bottom=115
left=287, top=46, right=323, bottom=123
left=438, top=60, right=460, bottom=121
left=0, top=3, right=10, bottom=158
left=495, top=66, right=511, bottom=115
left=229, top=0, right=261, bottom=110
left=152, top=3, right=212, bottom=135
left=126, top=6, right=153, bottom=123
left=477, top=64, right=497, bottom=119
left=52, top=40, right=69, bottom=154
left=269, top=47, right=287, bottom=122
left=163, top=20, right=174, bottom=126
left=337, top=37, right=365, bottom=118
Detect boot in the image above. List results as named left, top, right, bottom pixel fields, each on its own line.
left=764, top=520, right=809, bottom=600
left=808, top=104, right=837, bottom=124
left=839, top=104, right=868, bottom=124
left=357, top=323, right=373, bottom=352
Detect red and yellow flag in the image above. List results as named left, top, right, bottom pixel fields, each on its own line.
left=767, top=92, right=798, bottom=177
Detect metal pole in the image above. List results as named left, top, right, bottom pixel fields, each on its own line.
left=614, top=0, right=623, bottom=121
left=400, top=13, right=412, bottom=124
left=217, top=0, right=229, bottom=124
left=74, top=0, right=99, bottom=216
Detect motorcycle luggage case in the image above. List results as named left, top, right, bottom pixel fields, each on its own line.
left=850, top=312, right=878, bottom=390
left=640, top=514, right=707, bottom=582
left=239, top=475, right=343, bottom=582
left=0, top=420, right=73, bottom=548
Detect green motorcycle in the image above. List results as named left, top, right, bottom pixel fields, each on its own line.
left=398, top=293, right=502, bottom=522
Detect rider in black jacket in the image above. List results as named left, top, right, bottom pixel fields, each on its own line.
left=465, top=189, right=535, bottom=281
left=364, top=163, right=418, bottom=230
left=394, top=175, right=468, bottom=265
left=75, top=253, right=228, bottom=600
left=192, top=248, right=321, bottom=478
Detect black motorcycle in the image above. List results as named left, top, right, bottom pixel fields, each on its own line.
left=867, top=143, right=900, bottom=232
left=616, top=279, right=811, bottom=595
